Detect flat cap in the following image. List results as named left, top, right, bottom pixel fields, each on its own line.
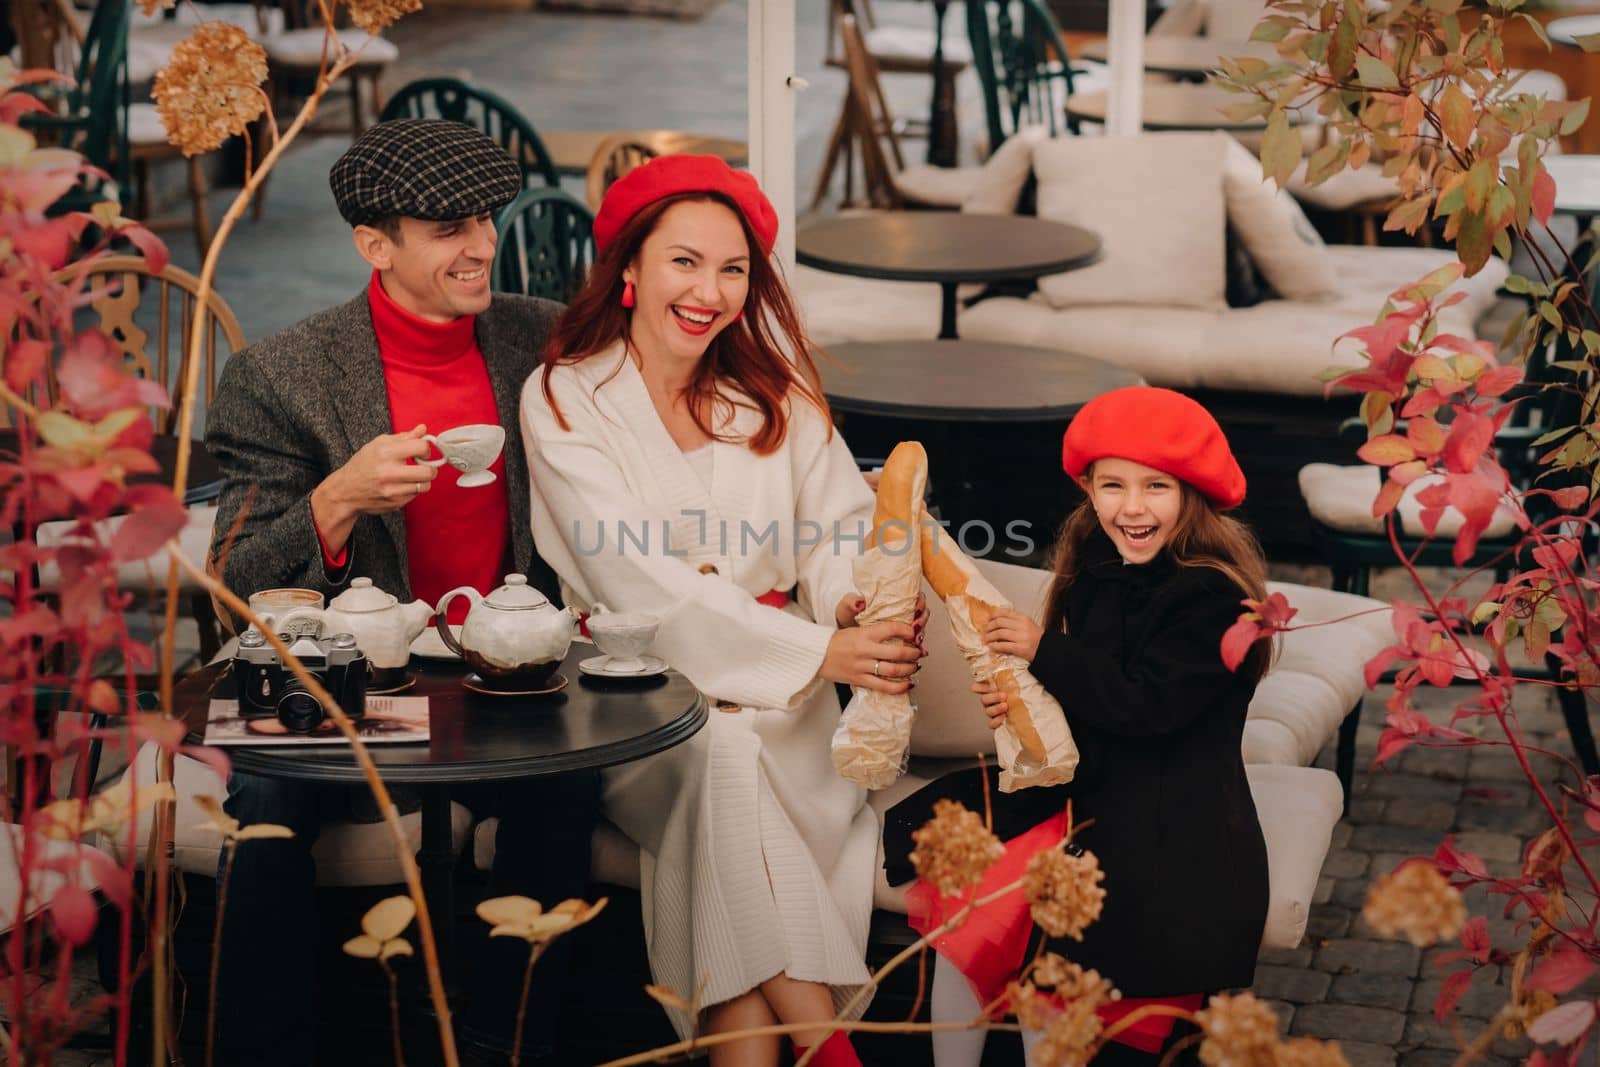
left=329, top=118, right=521, bottom=227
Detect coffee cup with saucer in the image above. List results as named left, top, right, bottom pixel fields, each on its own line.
left=581, top=604, right=666, bottom=678
left=422, top=424, right=505, bottom=488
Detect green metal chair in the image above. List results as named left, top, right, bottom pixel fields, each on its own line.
left=379, top=77, right=560, bottom=192
left=22, top=0, right=132, bottom=214
left=1298, top=263, right=1600, bottom=801
left=965, top=0, right=1082, bottom=151
left=492, top=187, right=594, bottom=304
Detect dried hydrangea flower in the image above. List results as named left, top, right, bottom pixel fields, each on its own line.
left=1197, top=992, right=1281, bottom=1067
left=1029, top=996, right=1103, bottom=1067
left=1273, top=1037, right=1350, bottom=1067
left=347, top=0, right=422, bottom=35
left=909, top=799, right=1004, bottom=895
left=152, top=23, right=268, bottom=156
left=1025, top=846, right=1106, bottom=940
left=1362, top=862, right=1466, bottom=947
left=1007, top=979, right=1056, bottom=1031
left=1032, top=951, right=1073, bottom=989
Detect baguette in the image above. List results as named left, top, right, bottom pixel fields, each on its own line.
left=919, top=509, right=1048, bottom=763
left=830, top=441, right=927, bottom=788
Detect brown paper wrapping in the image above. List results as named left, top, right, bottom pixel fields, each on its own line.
left=831, top=542, right=922, bottom=789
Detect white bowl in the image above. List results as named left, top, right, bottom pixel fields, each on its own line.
left=587, top=610, right=659, bottom=672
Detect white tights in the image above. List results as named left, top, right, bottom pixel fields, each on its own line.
left=933, top=954, right=1050, bottom=1067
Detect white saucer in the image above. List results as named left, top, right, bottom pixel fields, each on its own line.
left=578, top=654, right=667, bottom=679
left=410, top=624, right=462, bottom=661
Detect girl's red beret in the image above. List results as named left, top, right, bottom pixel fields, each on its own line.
left=1062, top=386, right=1247, bottom=509
left=593, top=154, right=778, bottom=256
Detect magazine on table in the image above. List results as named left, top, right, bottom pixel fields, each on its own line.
left=204, top=694, right=430, bottom=746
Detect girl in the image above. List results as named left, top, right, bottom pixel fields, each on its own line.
left=520, top=155, right=927, bottom=1067
left=883, top=386, right=1272, bottom=1066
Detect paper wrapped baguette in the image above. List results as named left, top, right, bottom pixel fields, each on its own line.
left=920, top=503, right=1079, bottom=792
left=831, top=442, right=927, bottom=789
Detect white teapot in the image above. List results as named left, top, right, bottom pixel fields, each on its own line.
left=319, top=577, right=434, bottom=679
left=435, top=574, right=579, bottom=690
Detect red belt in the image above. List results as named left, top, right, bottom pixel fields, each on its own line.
left=580, top=586, right=789, bottom=637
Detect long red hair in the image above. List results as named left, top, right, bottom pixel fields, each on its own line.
left=540, top=190, right=828, bottom=455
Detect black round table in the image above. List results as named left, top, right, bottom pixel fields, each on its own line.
left=796, top=214, right=1102, bottom=340
left=178, top=641, right=707, bottom=969
left=0, top=430, right=224, bottom=507
left=820, top=340, right=1142, bottom=553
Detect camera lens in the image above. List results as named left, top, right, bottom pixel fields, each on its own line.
left=276, top=682, right=323, bottom=734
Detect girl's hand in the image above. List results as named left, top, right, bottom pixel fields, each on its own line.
left=821, top=620, right=923, bottom=694
left=983, top=608, right=1043, bottom=663
left=973, top=680, right=1008, bottom=729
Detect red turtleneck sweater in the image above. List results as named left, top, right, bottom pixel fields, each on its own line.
left=326, top=272, right=509, bottom=622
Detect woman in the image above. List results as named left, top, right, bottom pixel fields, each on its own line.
left=519, top=155, right=925, bottom=1067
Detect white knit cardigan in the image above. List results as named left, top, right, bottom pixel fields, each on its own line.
left=519, top=345, right=880, bottom=1034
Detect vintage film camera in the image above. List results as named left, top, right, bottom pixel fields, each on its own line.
left=232, top=629, right=368, bottom=733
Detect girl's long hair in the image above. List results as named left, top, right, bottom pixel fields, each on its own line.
left=540, top=190, right=828, bottom=455
left=1041, top=476, right=1273, bottom=683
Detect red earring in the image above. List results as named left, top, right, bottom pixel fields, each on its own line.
left=621, top=280, right=636, bottom=309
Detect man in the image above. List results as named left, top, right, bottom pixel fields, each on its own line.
left=205, top=119, right=598, bottom=1066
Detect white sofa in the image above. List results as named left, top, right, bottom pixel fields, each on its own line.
left=474, top=557, right=1390, bottom=951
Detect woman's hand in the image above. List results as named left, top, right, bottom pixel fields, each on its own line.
left=836, top=592, right=931, bottom=640
left=983, top=608, right=1043, bottom=663
left=820, top=620, right=923, bottom=694
left=973, top=680, right=1008, bottom=730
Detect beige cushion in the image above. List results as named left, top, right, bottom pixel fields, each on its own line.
left=1247, top=764, right=1344, bottom=948
left=35, top=505, right=217, bottom=593
left=1150, top=0, right=1208, bottom=36
left=265, top=28, right=398, bottom=66
left=893, top=165, right=984, bottom=208
left=113, top=743, right=473, bottom=886
left=1288, top=160, right=1398, bottom=212
left=1245, top=582, right=1392, bottom=766
left=1298, top=463, right=1520, bottom=541
left=863, top=25, right=972, bottom=67
left=1033, top=133, right=1228, bottom=310
left=1221, top=135, right=1337, bottom=300
left=963, top=126, right=1049, bottom=215
left=796, top=263, right=943, bottom=345
left=958, top=245, right=1510, bottom=396
left=0, top=824, right=106, bottom=934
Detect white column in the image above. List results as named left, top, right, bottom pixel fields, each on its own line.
left=1105, top=0, right=1146, bottom=136
left=749, top=0, right=799, bottom=273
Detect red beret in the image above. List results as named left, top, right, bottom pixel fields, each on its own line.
left=1062, top=387, right=1246, bottom=509
left=593, top=154, right=779, bottom=257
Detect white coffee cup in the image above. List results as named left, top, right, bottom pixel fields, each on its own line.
left=422, top=424, right=506, bottom=488
left=248, top=588, right=325, bottom=638
left=586, top=604, right=660, bottom=672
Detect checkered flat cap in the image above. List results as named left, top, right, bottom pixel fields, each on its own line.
left=330, top=119, right=522, bottom=227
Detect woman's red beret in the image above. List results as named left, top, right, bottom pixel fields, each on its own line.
left=593, top=154, right=778, bottom=256
left=1062, top=386, right=1247, bottom=509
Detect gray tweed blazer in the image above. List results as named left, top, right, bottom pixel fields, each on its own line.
left=204, top=288, right=563, bottom=607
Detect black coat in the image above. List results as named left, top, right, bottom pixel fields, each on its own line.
left=885, top=529, right=1269, bottom=996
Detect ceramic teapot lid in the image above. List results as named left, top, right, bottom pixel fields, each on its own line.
left=482, top=574, right=552, bottom=611
left=328, top=577, right=396, bottom=613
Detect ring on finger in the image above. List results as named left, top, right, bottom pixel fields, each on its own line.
left=872, top=659, right=882, bottom=678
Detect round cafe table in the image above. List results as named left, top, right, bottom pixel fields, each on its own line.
left=1077, top=37, right=1276, bottom=78
left=796, top=213, right=1101, bottom=340
left=1544, top=154, right=1600, bottom=227
left=1065, top=82, right=1303, bottom=132
left=1548, top=15, right=1600, bottom=48
left=820, top=340, right=1142, bottom=546
left=178, top=642, right=707, bottom=970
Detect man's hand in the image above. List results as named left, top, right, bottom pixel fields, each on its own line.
left=310, top=424, right=437, bottom=554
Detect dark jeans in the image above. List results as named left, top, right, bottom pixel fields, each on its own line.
left=215, top=769, right=602, bottom=1066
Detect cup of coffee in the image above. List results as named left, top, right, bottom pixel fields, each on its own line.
left=422, top=424, right=506, bottom=488
left=586, top=605, right=660, bottom=673
left=248, top=588, right=325, bottom=638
